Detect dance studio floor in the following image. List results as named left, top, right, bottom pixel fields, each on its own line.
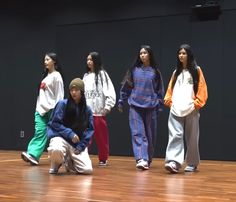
left=0, top=150, right=235, bottom=201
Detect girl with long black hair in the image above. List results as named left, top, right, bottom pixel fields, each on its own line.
left=118, top=45, right=164, bottom=170
left=83, top=52, right=116, bottom=166
left=47, top=78, right=94, bottom=174
left=164, top=44, right=208, bottom=173
left=21, top=52, right=64, bottom=165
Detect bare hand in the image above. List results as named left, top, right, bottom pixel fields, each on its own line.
left=118, top=106, right=123, bottom=113
left=72, top=134, right=80, bottom=143
left=74, top=149, right=80, bottom=155
left=103, top=109, right=110, bottom=116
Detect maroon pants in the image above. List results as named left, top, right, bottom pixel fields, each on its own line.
left=92, top=116, right=109, bottom=161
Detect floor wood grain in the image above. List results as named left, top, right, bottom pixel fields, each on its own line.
left=0, top=150, right=235, bottom=201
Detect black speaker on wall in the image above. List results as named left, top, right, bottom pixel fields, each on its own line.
left=191, top=1, right=221, bottom=21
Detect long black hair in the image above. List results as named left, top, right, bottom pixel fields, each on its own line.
left=63, top=91, right=88, bottom=133
left=86, top=51, right=108, bottom=89
left=171, top=44, right=199, bottom=94
left=121, top=45, right=160, bottom=87
left=37, top=52, right=64, bottom=95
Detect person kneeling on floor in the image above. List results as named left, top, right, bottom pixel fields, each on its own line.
left=47, top=78, right=94, bottom=175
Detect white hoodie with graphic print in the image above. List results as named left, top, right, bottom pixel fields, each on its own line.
left=83, top=70, right=116, bottom=116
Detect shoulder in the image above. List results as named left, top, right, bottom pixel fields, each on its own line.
left=132, top=66, right=140, bottom=72
left=196, top=66, right=203, bottom=73
left=53, top=71, right=62, bottom=77
left=83, top=72, right=89, bottom=77
left=83, top=72, right=94, bottom=79
left=196, top=66, right=202, bottom=70
left=153, top=67, right=162, bottom=75
left=100, top=69, right=108, bottom=76
left=172, top=69, right=177, bottom=74
left=52, top=71, right=63, bottom=81
left=100, top=70, right=111, bottom=79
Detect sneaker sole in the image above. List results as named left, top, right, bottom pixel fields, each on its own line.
left=49, top=169, right=58, bottom=174
left=98, top=164, right=107, bottom=167
left=21, top=153, right=30, bottom=163
left=49, top=164, right=62, bottom=174
left=136, top=165, right=149, bottom=170
left=98, top=160, right=108, bottom=167
left=184, top=168, right=197, bottom=172
left=21, top=152, right=38, bottom=166
left=29, top=161, right=39, bottom=166
left=165, top=165, right=178, bottom=174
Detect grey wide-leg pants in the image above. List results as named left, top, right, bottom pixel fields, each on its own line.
left=165, top=110, right=200, bottom=167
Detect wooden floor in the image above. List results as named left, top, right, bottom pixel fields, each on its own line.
left=0, top=151, right=235, bottom=202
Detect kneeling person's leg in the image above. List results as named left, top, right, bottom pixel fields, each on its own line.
left=71, top=148, right=93, bottom=175
left=47, top=137, right=68, bottom=173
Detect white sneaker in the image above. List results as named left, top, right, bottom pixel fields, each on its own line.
left=184, top=165, right=197, bottom=172
left=99, top=161, right=108, bottom=167
left=21, top=152, right=39, bottom=166
left=165, top=161, right=179, bottom=174
left=136, top=159, right=149, bottom=170
left=49, top=164, right=62, bottom=174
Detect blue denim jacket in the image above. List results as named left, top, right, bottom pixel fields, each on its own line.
left=47, top=99, right=94, bottom=152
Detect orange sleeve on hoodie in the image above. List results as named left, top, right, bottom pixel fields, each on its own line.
left=164, top=67, right=208, bottom=109
left=194, top=67, right=208, bottom=109
left=164, top=74, right=174, bottom=108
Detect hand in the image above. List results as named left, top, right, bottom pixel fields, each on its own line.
left=118, top=105, right=123, bottom=113
left=103, top=109, right=110, bottom=116
left=74, top=148, right=81, bottom=155
left=72, top=134, right=80, bottom=143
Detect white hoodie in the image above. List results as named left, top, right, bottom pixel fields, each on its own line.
left=36, top=71, right=64, bottom=116
left=171, top=69, right=195, bottom=117
left=83, top=70, right=116, bottom=116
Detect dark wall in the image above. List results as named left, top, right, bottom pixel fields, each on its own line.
left=1, top=0, right=235, bottom=161
left=0, top=2, right=57, bottom=149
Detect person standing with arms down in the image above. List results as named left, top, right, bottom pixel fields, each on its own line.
left=118, top=45, right=164, bottom=170
left=164, top=44, right=208, bottom=174
left=83, top=52, right=116, bottom=166
left=47, top=78, right=93, bottom=174
left=21, top=52, right=64, bottom=165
